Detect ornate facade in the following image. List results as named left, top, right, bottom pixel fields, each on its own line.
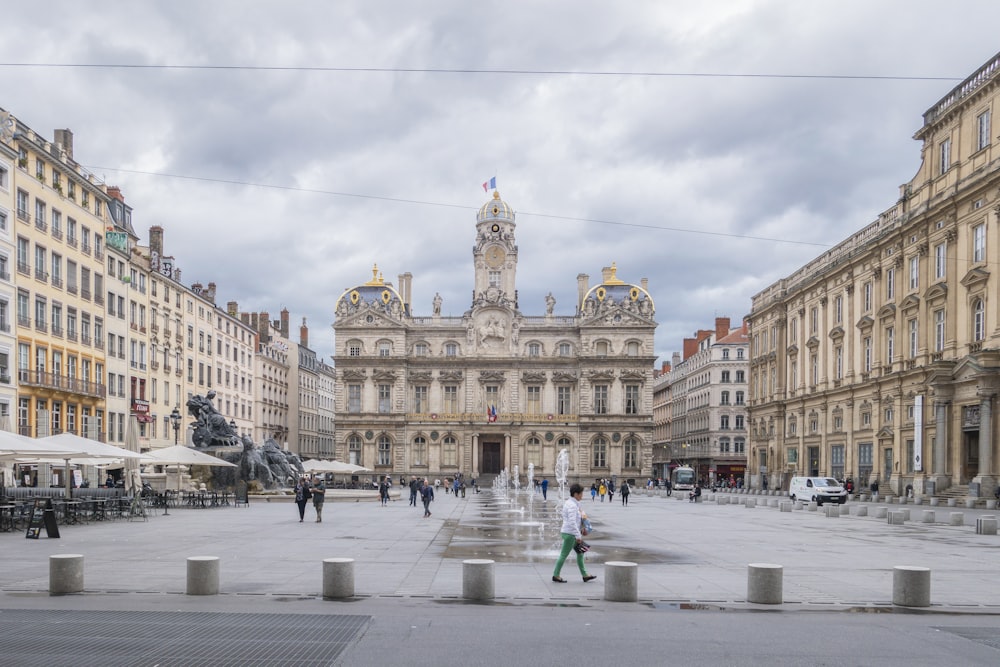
left=748, top=51, right=1000, bottom=497
left=332, top=191, right=657, bottom=483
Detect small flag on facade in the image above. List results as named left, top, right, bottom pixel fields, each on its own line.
left=488, top=405, right=497, bottom=422
left=481, top=176, right=497, bottom=192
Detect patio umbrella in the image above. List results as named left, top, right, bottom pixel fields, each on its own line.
left=38, top=433, right=146, bottom=499
left=124, top=415, right=142, bottom=496
left=144, top=445, right=238, bottom=493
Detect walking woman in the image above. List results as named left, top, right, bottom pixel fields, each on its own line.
left=294, top=476, right=311, bottom=523
left=552, top=483, right=596, bottom=583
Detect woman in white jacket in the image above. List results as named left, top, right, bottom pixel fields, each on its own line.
left=552, top=483, right=597, bottom=583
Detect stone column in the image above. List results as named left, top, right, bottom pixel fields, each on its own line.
left=972, top=390, right=996, bottom=497
left=927, top=399, right=950, bottom=495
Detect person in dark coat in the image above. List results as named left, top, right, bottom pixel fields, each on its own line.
left=421, top=478, right=434, bottom=517
left=294, top=476, right=311, bottom=522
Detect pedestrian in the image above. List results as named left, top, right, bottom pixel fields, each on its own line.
left=294, top=476, right=311, bottom=522
left=552, top=483, right=596, bottom=584
left=409, top=476, right=419, bottom=507
left=421, top=478, right=434, bottom=517
left=607, top=480, right=615, bottom=503
left=870, top=478, right=880, bottom=502
left=620, top=480, right=630, bottom=506
left=452, top=478, right=460, bottom=496
left=379, top=476, right=391, bottom=506
left=311, top=475, right=326, bottom=523
left=598, top=481, right=606, bottom=502
left=590, top=482, right=597, bottom=501
left=541, top=478, right=548, bottom=500
left=460, top=480, right=467, bottom=498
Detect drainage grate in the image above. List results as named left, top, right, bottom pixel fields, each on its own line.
left=0, top=609, right=370, bottom=666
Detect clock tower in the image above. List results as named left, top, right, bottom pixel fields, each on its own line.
left=473, top=190, right=518, bottom=311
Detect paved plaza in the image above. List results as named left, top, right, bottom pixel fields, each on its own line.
left=2, top=488, right=1000, bottom=665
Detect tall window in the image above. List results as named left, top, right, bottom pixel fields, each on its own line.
left=526, top=436, right=541, bottom=465
left=886, top=326, right=894, bottom=364
left=834, top=296, right=842, bottom=324
left=720, top=415, right=730, bottom=430
left=445, top=343, right=458, bottom=357
left=721, top=370, right=730, bottom=383
left=348, top=435, right=362, bottom=465
left=835, top=346, right=843, bottom=380
left=377, top=435, right=391, bottom=466
left=443, top=385, right=458, bottom=413
left=973, top=299, right=985, bottom=342
left=863, top=281, right=872, bottom=311
left=592, top=437, right=607, bottom=468
left=810, top=307, right=818, bottom=334
left=909, top=255, right=919, bottom=290
left=935, top=242, right=947, bottom=279
left=720, top=390, right=730, bottom=406
left=412, top=385, right=428, bottom=413
left=412, top=436, right=426, bottom=466
left=973, top=223, right=986, bottom=264
left=378, top=384, right=391, bottom=413
left=831, top=445, right=845, bottom=480
left=978, top=110, right=991, bottom=151
left=810, top=354, right=818, bottom=385
left=934, top=309, right=946, bottom=352
left=625, top=384, right=640, bottom=414
left=909, top=318, right=918, bottom=358
left=526, top=386, right=541, bottom=414
left=623, top=437, right=638, bottom=468
left=939, top=137, right=951, bottom=174
left=443, top=436, right=457, bottom=467
left=593, top=384, right=608, bottom=414
left=557, top=386, right=572, bottom=415
left=864, top=336, right=872, bottom=372
left=885, top=267, right=895, bottom=301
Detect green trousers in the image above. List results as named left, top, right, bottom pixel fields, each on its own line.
left=553, top=532, right=587, bottom=577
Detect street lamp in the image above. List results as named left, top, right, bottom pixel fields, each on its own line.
left=169, top=407, right=181, bottom=445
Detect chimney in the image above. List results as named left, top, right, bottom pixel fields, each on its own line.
left=204, top=282, right=217, bottom=304
left=682, top=337, right=698, bottom=360
left=107, top=186, right=125, bottom=203
left=399, top=272, right=412, bottom=309
left=280, top=309, right=290, bottom=338
left=149, top=226, right=164, bottom=259
left=227, top=301, right=238, bottom=317
left=672, top=352, right=681, bottom=368
left=173, top=268, right=181, bottom=283
left=661, top=361, right=671, bottom=374
left=577, top=274, right=589, bottom=312
left=300, top=317, right=309, bottom=349
left=53, top=129, right=74, bottom=159
left=715, top=317, right=731, bottom=340
left=641, top=277, right=649, bottom=291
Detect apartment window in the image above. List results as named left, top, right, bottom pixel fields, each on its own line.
left=737, top=348, right=744, bottom=359
left=526, top=385, right=541, bottom=414
left=35, top=159, right=44, bottom=181
left=863, top=337, right=872, bottom=372
left=909, top=318, right=918, bottom=358
left=973, top=299, right=985, bottom=342
left=557, top=386, right=572, bottom=415
left=721, top=370, right=731, bottom=383
left=593, top=384, right=608, bottom=414
left=722, top=348, right=729, bottom=360
left=378, top=384, right=391, bottom=413
left=735, top=370, right=745, bottom=383
left=978, top=110, right=991, bottom=151
left=443, top=385, right=458, bottom=413
left=625, top=384, right=640, bottom=414
left=595, top=341, right=609, bottom=356
left=909, top=255, right=919, bottom=290
left=626, top=341, right=640, bottom=356
left=935, top=242, right=946, bottom=279
left=720, top=415, right=730, bottom=430
left=735, top=391, right=745, bottom=405
left=973, top=223, right=986, bottom=264
left=939, top=137, right=951, bottom=175
left=592, top=437, right=607, bottom=468
left=720, top=391, right=730, bottom=406
left=934, top=309, right=946, bottom=352
left=863, top=281, right=872, bottom=311
left=412, top=385, right=428, bottom=413
left=445, top=343, right=458, bottom=357
left=885, top=407, right=894, bottom=424
left=885, top=267, right=895, bottom=301
left=347, top=435, right=362, bottom=465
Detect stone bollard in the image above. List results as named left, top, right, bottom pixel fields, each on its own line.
left=875, top=507, right=888, bottom=519
left=858, top=494, right=868, bottom=502
left=840, top=504, right=851, bottom=516
left=794, top=501, right=804, bottom=510
left=825, top=505, right=840, bottom=518
left=322, top=558, right=355, bottom=599
left=930, top=498, right=940, bottom=507
left=186, top=556, right=220, bottom=595
left=746, top=563, right=783, bottom=604
left=922, top=511, right=935, bottom=524
left=947, top=499, right=956, bottom=507
left=745, top=499, right=756, bottom=509
left=604, top=561, right=638, bottom=602
left=888, top=511, right=906, bottom=525
left=807, top=502, right=818, bottom=512
left=949, top=512, right=964, bottom=526
left=49, top=554, right=84, bottom=595
left=966, top=499, right=977, bottom=509
left=892, top=566, right=930, bottom=607
left=900, top=509, right=911, bottom=521
left=914, top=497, right=923, bottom=506
left=780, top=502, right=792, bottom=512
left=856, top=506, right=868, bottom=517
left=976, top=517, right=998, bottom=536
left=987, top=500, right=998, bottom=511
left=462, top=559, right=495, bottom=600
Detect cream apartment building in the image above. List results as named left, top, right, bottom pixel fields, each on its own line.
left=0, top=119, right=18, bottom=425
left=748, top=51, right=1000, bottom=498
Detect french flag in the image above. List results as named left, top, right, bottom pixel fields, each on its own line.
left=482, top=176, right=496, bottom=192
left=488, top=405, right=497, bottom=422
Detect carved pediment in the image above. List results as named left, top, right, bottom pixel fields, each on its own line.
left=341, top=369, right=368, bottom=381
left=856, top=315, right=874, bottom=331
left=960, top=267, right=990, bottom=290
left=586, top=369, right=616, bottom=381
left=620, top=369, right=646, bottom=380
left=877, top=425, right=894, bottom=439
left=877, top=304, right=896, bottom=320
left=373, top=369, right=397, bottom=382
left=521, top=371, right=547, bottom=383
left=900, top=294, right=920, bottom=311
left=786, top=344, right=799, bottom=356
left=806, top=336, right=820, bottom=349
left=828, top=326, right=845, bottom=342
left=552, top=371, right=578, bottom=384
left=439, top=370, right=464, bottom=382
left=409, top=371, right=433, bottom=383
left=924, top=282, right=948, bottom=301
left=479, top=370, right=507, bottom=384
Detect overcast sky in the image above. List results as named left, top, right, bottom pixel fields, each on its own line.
left=4, top=1, right=1000, bottom=366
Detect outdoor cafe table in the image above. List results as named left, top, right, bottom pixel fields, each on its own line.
left=0, top=504, right=17, bottom=532
left=55, top=499, right=84, bottom=525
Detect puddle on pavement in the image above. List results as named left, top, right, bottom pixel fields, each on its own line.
left=442, top=491, right=680, bottom=564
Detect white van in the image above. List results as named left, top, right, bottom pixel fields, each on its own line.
left=788, top=477, right=847, bottom=505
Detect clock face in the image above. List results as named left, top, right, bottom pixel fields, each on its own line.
left=484, top=245, right=505, bottom=269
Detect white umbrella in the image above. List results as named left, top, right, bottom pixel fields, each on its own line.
left=145, top=445, right=239, bottom=468
left=124, top=415, right=142, bottom=496
left=39, top=432, right=145, bottom=460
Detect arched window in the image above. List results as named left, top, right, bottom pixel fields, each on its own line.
left=974, top=298, right=986, bottom=342
left=623, top=437, right=638, bottom=468
left=377, top=435, right=392, bottom=466
left=443, top=436, right=457, bottom=467
left=412, top=436, right=426, bottom=466
left=626, top=341, right=640, bottom=356
left=592, top=437, right=607, bottom=468
left=525, top=436, right=541, bottom=465
left=527, top=342, right=541, bottom=357
left=348, top=434, right=362, bottom=465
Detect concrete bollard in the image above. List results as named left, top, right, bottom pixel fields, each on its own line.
left=966, top=499, right=977, bottom=509
left=888, top=511, right=906, bottom=525
left=900, top=509, right=910, bottom=521
left=892, top=566, right=930, bottom=607
left=976, top=517, right=998, bottom=536
left=922, top=511, right=935, bottom=524
left=49, top=554, right=84, bottom=595
left=947, top=499, right=956, bottom=507
left=807, top=502, right=818, bottom=512
left=322, top=558, right=355, bottom=599
left=462, top=559, right=495, bottom=600
left=858, top=494, right=868, bottom=502
left=856, top=506, right=868, bottom=517
left=780, top=502, right=792, bottom=512
left=930, top=498, right=940, bottom=507
left=794, top=501, right=804, bottom=510
left=745, top=499, right=756, bottom=509
left=746, top=563, right=783, bottom=604
left=914, top=497, right=924, bottom=506
left=825, top=504, right=840, bottom=518
left=186, top=556, right=220, bottom=595
left=987, top=500, right=998, bottom=511
left=840, top=504, right=851, bottom=516
left=604, top=561, right=638, bottom=602
left=949, top=512, right=964, bottom=526
left=875, top=507, right=888, bottom=519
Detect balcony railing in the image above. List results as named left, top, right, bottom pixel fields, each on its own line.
left=17, top=369, right=106, bottom=398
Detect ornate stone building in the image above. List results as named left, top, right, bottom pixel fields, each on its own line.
left=332, top=191, right=657, bottom=483
left=748, top=51, right=1000, bottom=498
